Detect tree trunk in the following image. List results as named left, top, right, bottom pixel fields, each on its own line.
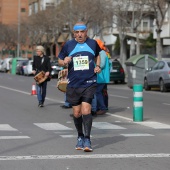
left=130, top=38, right=136, bottom=57
left=156, top=32, right=162, bottom=61
left=136, top=32, right=140, bottom=55
left=50, top=44, right=54, bottom=61
left=119, top=35, right=127, bottom=71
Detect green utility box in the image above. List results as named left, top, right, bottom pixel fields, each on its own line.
left=11, top=58, right=17, bottom=75
left=125, top=54, right=157, bottom=88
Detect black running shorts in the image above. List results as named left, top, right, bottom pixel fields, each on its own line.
left=66, top=85, right=96, bottom=106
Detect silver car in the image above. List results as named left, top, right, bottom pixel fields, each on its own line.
left=144, top=60, right=170, bottom=92
left=23, top=60, right=33, bottom=76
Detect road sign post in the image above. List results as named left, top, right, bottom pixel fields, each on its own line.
left=133, top=84, right=143, bottom=121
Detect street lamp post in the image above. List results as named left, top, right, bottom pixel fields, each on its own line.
left=17, top=0, right=21, bottom=58
left=11, top=0, right=20, bottom=74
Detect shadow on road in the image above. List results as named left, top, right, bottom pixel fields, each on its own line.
left=92, top=136, right=127, bottom=149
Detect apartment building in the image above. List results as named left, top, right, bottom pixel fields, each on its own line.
left=0, top=0, right=28, bottom=25
left=28, top=0, right=63, bottom=15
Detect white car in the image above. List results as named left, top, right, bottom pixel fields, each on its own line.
left=0, top=59, right=3, bottom=72
left=23, top=60, right=33, bottom=76
left=0, top=58, right=12, bottom=72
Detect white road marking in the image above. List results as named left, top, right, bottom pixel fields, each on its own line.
left=60, top=135, right=92, bottom=138
left=106, top=113, right=132, bottom=121
left=107, top=113, right=170, bottom=129
left=0, top=124, right=18, bottom=131
left=0, top=153, right=170, bottom=160
left=0, top=85, right=30, bottom=95
left=121, top=134, right=154, bottom=137
left=0, top=136, right=30, bottom=139
left=60, top=135, right=76, bottom=138
left=109, top=94, right=129, bottom=99
left=92, top=122, right=126, bottom=130
left=0, top=85, right=63, bottom=103
left=1, top=85, right=170, bottom=130
left=66, top=121, right=72, bottom=124
left=34, top=123, right=73, bottom=130
left=163, top=103, right=170, bottom=106
left=135, top=122, right=170, bottom=129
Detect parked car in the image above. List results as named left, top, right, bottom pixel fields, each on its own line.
left=0, top=58, right=12, bottom=72
left=0, top=59, right=3, bottom=72
left=144, top=60, right=170, bottom=92
left=23, top=60, right=33, bottom=76
left=110, top=59, right=125, bottom=84
left=16, top=60, right=28, bottom=75
left=50, top=60, right=61, bottom=78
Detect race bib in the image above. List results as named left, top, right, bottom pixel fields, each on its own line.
left=73, top=56, right=89, bottom=71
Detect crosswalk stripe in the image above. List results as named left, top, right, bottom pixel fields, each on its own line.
left=60, top=135, right=93, bottom=138
left=135, top=122, right=170, bottom=129
left=92, top=122, right=126, bottom=130
left=60, top=135, right=76, bottom=138
left=0, top=124, right=18, bottom=131
left=0, top=136, right=30, bottom=139
left=121, top=134, right=154, bottom=137
left=34, top=123, right=73, bottom=130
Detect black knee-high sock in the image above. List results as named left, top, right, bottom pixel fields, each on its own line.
left=73, top=116, right=84, bottom=137
left=83, top=114, right=92, bottom=139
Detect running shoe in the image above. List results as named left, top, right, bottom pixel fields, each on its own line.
left=75, top=136, right=84, bottom=150
left=83, top=138, right=93, bottom=152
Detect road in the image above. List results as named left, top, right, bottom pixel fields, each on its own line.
left=0, top=73, right=170, bottom=170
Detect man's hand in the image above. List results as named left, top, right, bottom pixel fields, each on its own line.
left=63, top=56, right=72, bottom=65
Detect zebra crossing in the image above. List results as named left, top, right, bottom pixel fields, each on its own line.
left=0, top=121, right=170, bottom=140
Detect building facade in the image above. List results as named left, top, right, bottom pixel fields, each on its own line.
left=0, top=0, right=28, bottom=25
left=28, top=0, right=63, bottom=16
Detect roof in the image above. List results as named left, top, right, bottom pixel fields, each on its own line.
left=125, top=54, right=157, bottom=66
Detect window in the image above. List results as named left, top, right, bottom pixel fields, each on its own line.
left=34, top=2, right=38, bottom=13
left=142, top=21, right=149, bottom=31
left=21, top=8, right=26, bottom=12
left=152, top=62, right=159, bottom=70
left=158, top=62, right=165, bottom=69
left=167, top=62, right=170, bottom=68
left=29, top=5, right=32, bottom=16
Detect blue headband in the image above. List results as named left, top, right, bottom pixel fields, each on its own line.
left=73, top=25, right=87, bottom=31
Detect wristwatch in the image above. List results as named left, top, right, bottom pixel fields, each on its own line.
left=96, top=65, right=101, bottom=69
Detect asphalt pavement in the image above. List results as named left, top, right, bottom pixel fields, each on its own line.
left=0, top=73, right=170, bottom=170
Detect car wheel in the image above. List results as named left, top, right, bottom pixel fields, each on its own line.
left=144, top=79, right=151, bottom=91
left=159, top=79, right=167, bottom=92
left=120, top=79, right=125, bottom=84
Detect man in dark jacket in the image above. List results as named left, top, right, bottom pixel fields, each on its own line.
left=32, top=45, right=51, bottom=107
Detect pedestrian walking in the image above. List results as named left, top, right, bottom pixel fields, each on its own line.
left=32, top=45, right=51, bottom=107
left=58, top=21, right=101, bottom=152
left=91, top=39, right=110, bottom=115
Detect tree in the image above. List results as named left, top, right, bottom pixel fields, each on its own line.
left=147, top=0, right=170, bottom=60
left=113, top=0, right=151, bottom=60
left=0, top=24, right=18, bottom=57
